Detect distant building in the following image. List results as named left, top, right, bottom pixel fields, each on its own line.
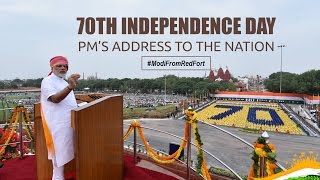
left=235, top=82, right=247, bottom=92
left=207, top=66, right=232, bottom=82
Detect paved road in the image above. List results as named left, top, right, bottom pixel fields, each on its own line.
left=124, top=118, right=320, bottom=176
left=289, top=104, right=320, bottom=131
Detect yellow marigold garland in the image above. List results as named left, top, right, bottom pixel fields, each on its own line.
left=0, top=111, right=19, bottom=156
left=137, top=124, right=188, bottom=163
left=9, top=108, right=18, bottom=124
left=248, top=137, right=280, bottom=179
left=123, top=120, right=188, bottom=163
left=123, top=126, right=133, bottom=140
left=16, top=106, right=33, bottom=140
left=122, top=111, right=212, bottom=180
left=188, top=109, right=211, bottom=180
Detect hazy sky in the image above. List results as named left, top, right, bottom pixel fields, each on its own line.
left=0, top=0, right=319, bottom=80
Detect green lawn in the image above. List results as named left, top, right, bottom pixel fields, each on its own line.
left=0, top=100, right=14, bottom=123
left=0, top=93, right=32, bottom=123
left=1, top=93, right=181, bottom=121
left=123, top=104, right=178, bottom=119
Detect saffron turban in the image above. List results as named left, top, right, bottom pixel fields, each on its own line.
left=50, top=56, right=68, bottom=67
left=48, top=56, right=68, bottom=75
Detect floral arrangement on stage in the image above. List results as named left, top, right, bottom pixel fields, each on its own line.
left=0, top=127, right=20, bottom=159
left=123, top=119, right=188, bottom=164
left=122, top=107, right=212, bottom=180
left=0, top=106, right=33, bottom=160
left=185, top=108, right=211, bottom=179
left=248, top=135, right=281, bottom=179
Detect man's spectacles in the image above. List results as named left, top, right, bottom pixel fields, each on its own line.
left=55, top=64, right=68, bottom=68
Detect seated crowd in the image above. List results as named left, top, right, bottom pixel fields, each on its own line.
left=197, top=101, right=303, bottom=135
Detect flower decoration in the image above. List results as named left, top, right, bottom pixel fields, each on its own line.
left=248, top=135, right=282, bottom=179
left=185, top=108, right=211, bottom=179
left=122, top=109, right=212, bottom=180
left=0, top=106, right=33, bottom=160
left=0, top=127, right=20, bottom=159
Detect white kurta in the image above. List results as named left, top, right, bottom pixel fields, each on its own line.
left=41, top=74, right=77, bottom=167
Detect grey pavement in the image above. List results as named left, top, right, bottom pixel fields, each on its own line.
left=289, top=104, right=320, bottom=131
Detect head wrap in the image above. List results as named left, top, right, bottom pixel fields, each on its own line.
left=50, top=56, right=68, bottom=67
left=48, top=56, right=69, bottom=75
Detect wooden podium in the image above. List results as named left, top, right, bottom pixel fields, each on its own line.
left=34, top=94, right=123, bottom=180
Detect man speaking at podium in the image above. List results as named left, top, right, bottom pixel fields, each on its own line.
left=40, top=56, right=80, bottom=180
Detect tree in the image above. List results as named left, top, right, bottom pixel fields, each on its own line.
left=264, top=70, right=320, bottom=95
left=0, top=81, right=5, bottom=89
left=298, top=70, right=320, bottom=94
left=22, top=78, right=43, bottom=88
left=207, top=82, right=220, bottom=93
left=173, top=80, right=191, bottom=95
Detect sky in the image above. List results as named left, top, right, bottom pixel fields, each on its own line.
left=0, top=0, right=319, bottom=80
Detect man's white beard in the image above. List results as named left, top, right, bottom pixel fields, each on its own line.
left=56, top=72, right=66, bottom=79
left=59, top=73, right=67, bottom=79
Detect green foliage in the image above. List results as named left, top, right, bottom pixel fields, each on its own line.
left=23, top=78, right=43, bottom=87
left=189, top=120, right=205, bottom=175
left=0, top=74, right=237, bottom=96
left=267, top=152, right=276, bottom=160
left=264, top=69, right=320, bottom=94
left=251, top=136, right=277, bottom=177
left=251, top=151, right=259, bottom=161
left=1, top=69, right=319, bottom=96
left=196, top=150, right=203, bottom=174
left=70, top=75, right=237, bottom=95
left=209, top=166, right=247, bottom=179
left=287, top=175, right=320, bottom=180
left=194, top=125, right=204, bottom=175
left=194, top=127, right=203, bottom=147
left=262, top=144, right=271, bottom=153
left=257, top=137, right=266, bottom=144
left=123, top=105, right=176, bottom=119
left=186, top=116, right=206, bottom=176
left=274, top=167, right=282, bottom=174
left=252, top=151, right=259, bottom=176
left=0, top=81, right=5, bottom=89
left=240, top=127, right=261, bottom=134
